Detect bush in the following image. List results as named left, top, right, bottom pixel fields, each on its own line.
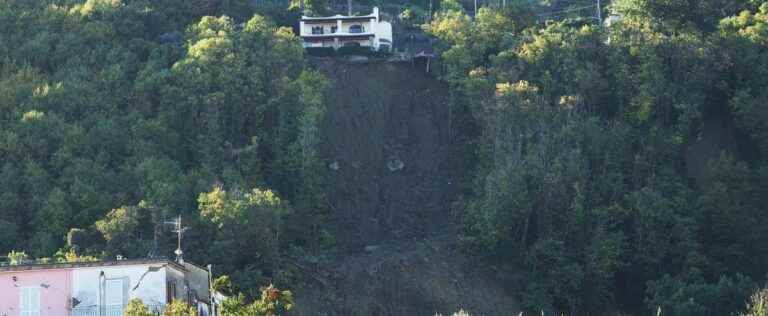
left=305, top=47, right=335, bottom=57
left=123, top=299, right=154, bottom=316
left=743, top=288, right=768, bottom=316
left=163, top=301, right=197, bottom=316
left=647, top=274, right=757, bottom=316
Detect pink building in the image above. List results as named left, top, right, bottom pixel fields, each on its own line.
left=0, top=268, right=71, bottom=316
left=0, top=259, right=213, bottom=316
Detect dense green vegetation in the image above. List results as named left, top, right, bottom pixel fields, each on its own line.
left=124, top=283, right=293, bottom=316
left=0, top=0, right=327, bottom=301
left=425, top=0, right=768, bottom=314
left=2, top=0, right=768, bottom=314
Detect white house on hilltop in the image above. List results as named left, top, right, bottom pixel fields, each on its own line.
left=299, top=7, right=393, bottom=52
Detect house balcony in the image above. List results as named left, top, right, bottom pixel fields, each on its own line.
left=301, top=32, right=375, bottom=39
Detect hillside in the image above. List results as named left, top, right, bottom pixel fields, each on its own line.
left=2, top=0, right=768, bottom=315
left=291, top=59, right=517, bottom=315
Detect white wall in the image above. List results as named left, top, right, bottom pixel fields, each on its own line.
left=183, top=263, right=211, bottom=302
left=373, top=21, right=393, bottom=50
left=166, top=266, right=188, bottom=301
left=71, top=264, right=168, bottom=309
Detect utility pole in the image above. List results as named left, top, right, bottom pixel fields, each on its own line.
left=474, top=0, right=478, bottom=17
left=596, top=0, right=602, bottom=25
left=348, top=0, right=352, bottom=15
left=208, top=264, right=216, bottom=316
left=428, top=0, right=433, bottom=22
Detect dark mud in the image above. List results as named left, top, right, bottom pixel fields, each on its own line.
left=292, top=59, right=517, bottom=316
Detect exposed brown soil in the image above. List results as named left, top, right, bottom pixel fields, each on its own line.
left=292, top=58, right=517, bottom=316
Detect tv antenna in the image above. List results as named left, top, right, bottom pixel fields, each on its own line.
left=164, top=215, right=189, bottom=264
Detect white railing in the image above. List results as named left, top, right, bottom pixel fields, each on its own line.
left=72, top=304, right=165, bottom=316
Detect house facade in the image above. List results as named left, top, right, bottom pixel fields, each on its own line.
left=299, top=7, right=393, bottom=52
left=0, top=259, right=212, bottom=316
left=0, top=269, right=71, bottom=316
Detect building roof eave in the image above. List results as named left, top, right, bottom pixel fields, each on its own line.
left=301, top=15, right=376, bottom=22
left=0, top=258, right=201, bottom=273
left=301, top=33, right=374, bottom=38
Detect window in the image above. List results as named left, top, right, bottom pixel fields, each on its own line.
left=105, top=279, right=125, bottom=316
left=348, top=24, right=364, bottom=33
left=166, top=281, right=177, bottom=303
left=331, top=26, right=338, bottom=33
left=311, top=26, right=324, bottom=35
left=20, top=287, right=40, bottom=316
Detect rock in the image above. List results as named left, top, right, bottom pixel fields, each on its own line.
left=364, top=245, right=381, bottom=253
left=346, top=55, right=369, bottom=64
left=328, top=161, right=340, bottom=171
left=387, top=158, right=404, bottom=172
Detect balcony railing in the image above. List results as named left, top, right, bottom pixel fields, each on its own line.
left=72, top=304, right=165, bottom=316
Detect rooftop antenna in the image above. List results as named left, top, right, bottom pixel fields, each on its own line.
left=164, top=215, right=189, bottom=264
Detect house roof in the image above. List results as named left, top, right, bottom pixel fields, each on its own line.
left=301, top=33, right=375, bottom=40
left=301, top=14, right=376, bottom=23
left=0, top=258, right=194, bottom=273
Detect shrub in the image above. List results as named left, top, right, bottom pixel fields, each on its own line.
left=743, top=288, right=768, bottom=316
left=305, top=47, right=335, bottom=57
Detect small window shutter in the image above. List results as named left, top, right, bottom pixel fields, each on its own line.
left=20, top=287, right=27, bottom=316
left=20, top=287, right=40, bottom=316
left=166, top=281, right=176, bottom=303
left=123, top=277, right=130, bottom=307
left=105, top=279, right=124, bottom=306
left=32, top=288, right=40, bottom=316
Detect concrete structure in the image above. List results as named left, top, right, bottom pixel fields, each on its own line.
left=299, top=7, right=393, bottom=52
left=603, top=14, right=622, bottom=28
left=0, top=259, right=213, bottom=316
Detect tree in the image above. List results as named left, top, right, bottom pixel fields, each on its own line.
left=163, top=301, right=198, bottom=316
left=94, top=205, right=148, bottom=256
left=220, top=284, right=294, bottom=316
left=123, top=299, right=155, bottom=316
left=251, top=284, right=294, bottom=316
left=198, top=187, right=292, bottom=296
